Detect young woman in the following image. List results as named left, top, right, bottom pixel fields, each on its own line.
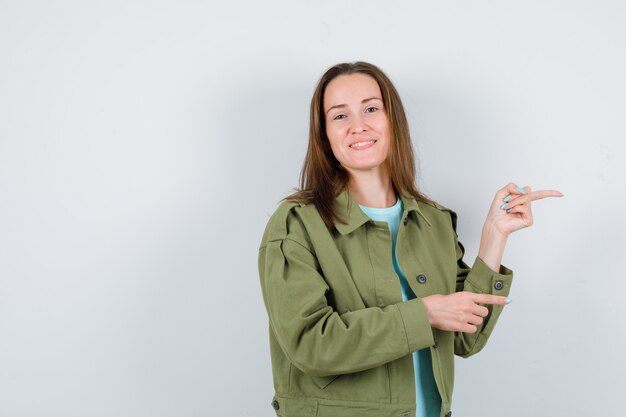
left=258, top=61, right=562, bottom=417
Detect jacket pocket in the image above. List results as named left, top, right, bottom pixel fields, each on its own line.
left=288, top=363, right=390, bottom=402
left=311, top=374, right=340, bottom=389
left=289, top=363, right=341, bottom=391
left=317, top=365, right=390, bottom=402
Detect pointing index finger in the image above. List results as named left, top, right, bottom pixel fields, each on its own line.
left=528, top=189, right=564, bottom=202
left=472, top=294, right=508, bottom=305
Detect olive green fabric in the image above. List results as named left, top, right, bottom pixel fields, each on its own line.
left=258, top=187, right=513, bottom=417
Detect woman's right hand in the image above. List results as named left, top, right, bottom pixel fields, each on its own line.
left=421, top=292, right=509, bottom=333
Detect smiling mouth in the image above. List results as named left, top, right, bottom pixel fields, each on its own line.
left=349, top=140, right=377, bottom=150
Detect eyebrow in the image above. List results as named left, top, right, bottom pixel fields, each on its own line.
left=325, top=97, right=382, bottom=115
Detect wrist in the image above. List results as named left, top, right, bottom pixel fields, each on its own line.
left=420, top=295, right=439, bottom=327
left=478, top=227, right=508, bottom=273
left=481, top=221, right=510, bottom=240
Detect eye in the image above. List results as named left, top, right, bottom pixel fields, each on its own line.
left=333, top=114, right=346, bottom=120
left=365, top=106, right=378, bottom=113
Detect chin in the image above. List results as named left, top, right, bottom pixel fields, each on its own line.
left=345, top=161, right=387, bottom=172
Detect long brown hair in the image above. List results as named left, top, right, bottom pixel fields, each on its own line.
left=281, top=61, right=434, bottom=230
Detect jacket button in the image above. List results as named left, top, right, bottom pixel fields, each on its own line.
left=494, top=280, right=504, bottom=291
left=271, top=400, right=280, bottom=410
left=445, top=412, right=452, bottom=417
left=403, top=217, right=408, bottom=225
left=433, top=337, right=439, bottom=348
left=416, top=274, right=427, bottom=284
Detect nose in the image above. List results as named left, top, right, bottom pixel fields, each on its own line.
left=351, top=115, right=366, bottom=134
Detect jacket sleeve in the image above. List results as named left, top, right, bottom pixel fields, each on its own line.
left=258, top=236, right=435, bottom=378
left=448, top=210, right=514, bottom=358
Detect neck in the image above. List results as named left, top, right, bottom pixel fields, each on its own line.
left=346, top=167, right=396, bottom=208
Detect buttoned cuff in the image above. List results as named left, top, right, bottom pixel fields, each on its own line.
left=396, top=298, right=436, bottom=352
left=465, top=256, right=513, bottom=296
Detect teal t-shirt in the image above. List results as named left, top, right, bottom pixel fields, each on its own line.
left=358, top=195, right=441, bottom=417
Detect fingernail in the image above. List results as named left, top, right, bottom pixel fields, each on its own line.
left=503, top=195, right=512, bottom=202
left=516, top=186, right=526, bottom=194
left=500, top=203, right=509, bottom=210
left=506, top=208, right=512, bottom=213
left=505, top=298, right=512, bottom=304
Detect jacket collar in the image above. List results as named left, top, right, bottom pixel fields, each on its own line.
left=333, top=186, right=432, bottom=235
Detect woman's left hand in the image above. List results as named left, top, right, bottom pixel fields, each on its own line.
left=487, top=182, right=564, bottom=237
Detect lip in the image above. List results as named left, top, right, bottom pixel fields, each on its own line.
left=348, top=138, right=377, bottom=147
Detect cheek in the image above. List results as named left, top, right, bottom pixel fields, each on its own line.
left=379, top=139, right=391, bottom=156
left=376, top=119, right=390, bottom=137
left=324, top=131, right=338, bottom=151
left=330, top=141, right=344, bottom=157
left=378, top=126, right=392, bottom=154
left=326, top=127, right=343, bottom=147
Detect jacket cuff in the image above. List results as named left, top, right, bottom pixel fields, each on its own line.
left=396, top=298, right=436, bottom=352
left=465, top=256, right=513, bottom=296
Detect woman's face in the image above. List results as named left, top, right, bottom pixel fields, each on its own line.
left=323, top=73, right=391, bottom=176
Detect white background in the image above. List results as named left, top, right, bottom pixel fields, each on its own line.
left=1, top=1, right=624, bottom=416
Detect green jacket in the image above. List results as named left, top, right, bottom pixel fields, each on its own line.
left=258, top=188, right=513, bottom=417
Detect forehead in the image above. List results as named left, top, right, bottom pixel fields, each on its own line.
left=323, top=73, right=382, bottom=111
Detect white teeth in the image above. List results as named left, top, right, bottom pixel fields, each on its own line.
left=350, top=140, right=375, bottom=148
